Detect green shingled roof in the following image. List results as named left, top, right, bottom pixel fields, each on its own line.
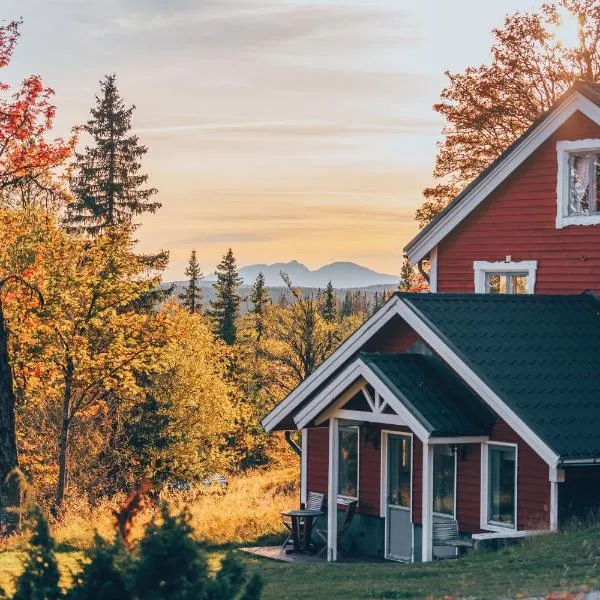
left=399, top=292, right=600, bottom=460
left=360, top=353, right=495, bottom=437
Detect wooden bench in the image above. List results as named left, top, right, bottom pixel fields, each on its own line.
left=471, top=529, right=548, bottom=552
left=432, top=519, right=473, bottom=556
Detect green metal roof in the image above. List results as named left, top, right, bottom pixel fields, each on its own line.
left=399, top=292, right=600, bottom=460
left=360, top=353, right=495, bottom=437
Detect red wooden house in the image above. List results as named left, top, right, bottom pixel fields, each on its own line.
left=262, top=81, right=600, bottom=563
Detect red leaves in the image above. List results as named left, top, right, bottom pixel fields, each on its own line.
left=0, top=20, right=74, bottom=191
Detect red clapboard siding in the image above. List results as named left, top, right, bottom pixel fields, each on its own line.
left=456, top=444, right=482, bottom=533
left=437, top=111, right=600, bottom=295
left=306, top=428, right=328, bottom=497
left=490, top=419, right=550, bottom=530
left=412, top=436, right=423, bottom=525
left=362, top=315, right=420, bottom=353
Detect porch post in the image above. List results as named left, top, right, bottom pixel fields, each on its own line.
left=327, top=417, right=339, bottom=562
left=422, top=441, right=433, bottom=562
left=300, top=429, right=308, bottom=505
left=549, top=466, right=564, bottom=532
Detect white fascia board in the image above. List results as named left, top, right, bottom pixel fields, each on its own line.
left=429, top=436, right=489, bottom=445
left=405, top=92, right=600, bottom=264
left=262, top=295, right=401, bottom=432
left=296, top=359, right=431, bottom=441
left=396, top=299, right=560, bottom=467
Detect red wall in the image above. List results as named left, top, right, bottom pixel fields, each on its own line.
left=456, top=444, right=482, bottom=533
left=437, top=111, right=600, bottom=294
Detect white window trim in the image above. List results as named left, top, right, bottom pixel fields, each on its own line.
left=473, top=260, right=537, bottom=294
left=556, top=138, right=600, bottom=229
left=480, top=442, right=518, bottom=532
left=337, top=425, right=360, bottom=502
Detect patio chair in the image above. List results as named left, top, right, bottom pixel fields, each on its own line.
left=281, top=491, right=326, bottom=548
left=315, top=500, right=358, bottom=559
left=432, top=518, right=473, bottom=558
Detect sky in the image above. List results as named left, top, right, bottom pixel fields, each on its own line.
left=3, top=0, right=544, bottom=280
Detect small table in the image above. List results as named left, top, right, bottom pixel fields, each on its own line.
left=280, top=509, right=324, bottom=554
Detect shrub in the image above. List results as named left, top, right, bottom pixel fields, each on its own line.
left=12, top=506, right=62, bottom=600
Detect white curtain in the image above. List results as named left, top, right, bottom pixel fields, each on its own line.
left=570, top=154, right=591, bottom=214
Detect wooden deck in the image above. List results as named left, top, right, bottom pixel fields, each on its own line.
left=240, top=546, right=384, bottom=564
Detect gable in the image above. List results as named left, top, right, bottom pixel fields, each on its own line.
left=405, top=84, right=600, bottom=264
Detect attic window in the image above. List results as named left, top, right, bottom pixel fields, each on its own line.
left=556, top=139, right=600, bottom=228
left=473, top=261, right=537, bottom=294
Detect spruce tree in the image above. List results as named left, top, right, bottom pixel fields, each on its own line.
left=13, top=506, right=62, bottom=600
left=179, top=250, right=203, bottom=314
left=399, top=255, right=416, bottom=292
left=320, top=282, right=337, bottom=323
left=67, top=74, right=160, bottom=235
left=249, top=272, right=270, bottom=341
left=208, top=249, right=242, bottom=345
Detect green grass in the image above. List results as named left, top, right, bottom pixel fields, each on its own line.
left=1, top=526, right=599, bottom=599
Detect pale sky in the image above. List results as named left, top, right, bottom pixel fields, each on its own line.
left=3, top=0, right=542, bottom=279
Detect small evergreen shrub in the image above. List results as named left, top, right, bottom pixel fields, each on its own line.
left=12, top=506, right=62, bottom=600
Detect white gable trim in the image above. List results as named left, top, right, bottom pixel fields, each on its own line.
left=295, top=359, right=431, bottom=441
left=405, top=92, right=600, bottom=263
left=262, top=295, right=401, bottom=432
left=396, top=299, right=559, bottom=467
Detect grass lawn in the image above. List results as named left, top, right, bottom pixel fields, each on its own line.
left=240, top=526, right=600, bottom=599
left=1, top=525, right=599, bottom=599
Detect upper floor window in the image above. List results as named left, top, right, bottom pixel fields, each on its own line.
left=557, top=139, right=600, bottom=228
left=473, top=261, right=537, bottom=294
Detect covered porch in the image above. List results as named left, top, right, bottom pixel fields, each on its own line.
left=294, top=352, right=494, bottom=563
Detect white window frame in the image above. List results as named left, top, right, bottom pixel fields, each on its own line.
left=337, top=425, right=360, bottom=502
left=473, top=261, right=537, bottom=294
left=480, top=442, right=518, bottom=532
left=556, top=138, right=600, bottom=228
left=432, top=444, right=457, bottom=520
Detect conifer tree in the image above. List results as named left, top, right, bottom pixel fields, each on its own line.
left=399, top=256, right=417, bottom=292
left=320, top=282, right=337, bottom=323
left=178, top=250, right=203, bottom=314
left=208, top=249, right=243, bottom=345
left=67, top=74, right=160, bottom=235
left=13, top=506, right=62, bottom=600
left=249, top=272, right=270, bottom=341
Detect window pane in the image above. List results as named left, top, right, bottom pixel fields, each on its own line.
left=569, top=153, right=591, bottom=214
left=388, top=435, right=411, bottom=508
left=488, top=446, right=516, bottom=526
left=509, top=274, right=528, bottom=294
left=486, top=273, right=506, bottom=294
left=433, top=445, right=455, bottom=516
left=338, top=427, right=358, bottom=498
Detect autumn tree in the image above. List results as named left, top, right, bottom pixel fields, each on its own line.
left=209, top=249, right=243, bottom=345
left=417, top=0, right=600, bottom=226
left=178, top=250, right=203, bottom=314
left=249, top=272, right=270, bottom=342
left=67, top=74, right=160, bottom=235
left=399, top=256, right=417, bottom=292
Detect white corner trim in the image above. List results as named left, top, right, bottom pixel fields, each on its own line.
left=405, top=92, right=600, bottom=263
left=429, top=247, right=438, bottom=293
left=556, top=138, right=600, bottom=229
left=300, top=429, right=308, bottom=505
left=480, top=441, right=518, bottom=531
left=473, top=260, right=538, bottom=294
left=262, top=296, right=401, bottom=432
left=397, top=299, right=559, bottom=467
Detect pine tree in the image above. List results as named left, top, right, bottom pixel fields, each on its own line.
left=208, top=249, right=243, bottom=345
left=399, top=256, right=416, bottom=292
left=13, top=506, right=62, bottom=600
left=320, top=281, right=337, bottom=323
left=178, top=250, right=203, bottom=314
left=340, top=290, right=353, bottom=317
left=67, top=74, right=160, bottom=235
left=249, top=272, right=270, bottom=341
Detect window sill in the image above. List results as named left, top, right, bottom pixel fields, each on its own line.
left=481, top=522, right=516, bottom=533
left=556, top=214, right=600, bottom=229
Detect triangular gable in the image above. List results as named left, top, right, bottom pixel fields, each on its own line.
left=405, top=82, right=600, bottom=264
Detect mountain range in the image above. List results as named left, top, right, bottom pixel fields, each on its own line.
left=204, top=260, right=398, bottom=289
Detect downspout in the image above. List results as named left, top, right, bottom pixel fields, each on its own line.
left=285, top=431, right=302, bottom=457
left=417, top=259, right=430, bottom=284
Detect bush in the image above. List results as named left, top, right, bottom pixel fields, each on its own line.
left=12, top=506, right=62, bottom=600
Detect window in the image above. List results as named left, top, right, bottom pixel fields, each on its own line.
left=556, top=139, right=600, bottom=228
left=387, top=434, right=411, bottom=508
left=338, top=426, right=359, bottom=499
left=473, top=261, right=537, bottom=294
left=486, top=444, right=516, bottom=528
left=433, top=445, right=455, bottom=516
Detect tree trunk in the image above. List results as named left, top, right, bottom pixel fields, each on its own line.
left=53, top=358, right=73, bottom=515
left=0, top=299, right=21, bottom=534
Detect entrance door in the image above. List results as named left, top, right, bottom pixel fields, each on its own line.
left=386, top=433, right=412, bottom=561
